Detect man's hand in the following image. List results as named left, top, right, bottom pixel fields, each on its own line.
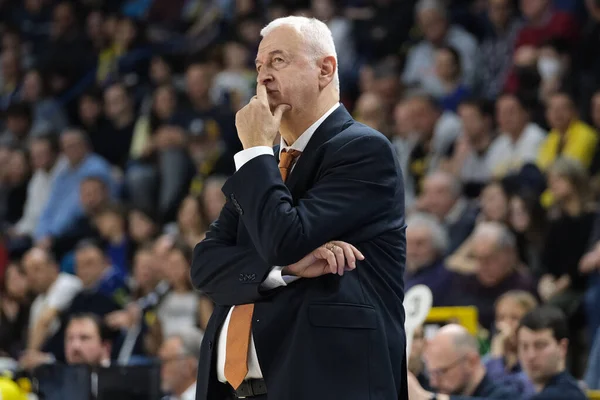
left=235, top=84, right=291, bottom=149
left=282, top=241, right=364, bottom=278
left=19, top=350, right=52, bottom=370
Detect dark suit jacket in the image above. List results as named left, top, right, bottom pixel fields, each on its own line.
left=191, top=105, right=408, bottom=400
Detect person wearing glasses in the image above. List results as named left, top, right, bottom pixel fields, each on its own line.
left=407, top=324, right=517, bottom=400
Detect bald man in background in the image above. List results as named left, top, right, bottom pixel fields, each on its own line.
left=408, top=324, right=518, bottom=400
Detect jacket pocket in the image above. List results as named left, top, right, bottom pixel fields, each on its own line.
left=308, top=303, right=377, bottom=329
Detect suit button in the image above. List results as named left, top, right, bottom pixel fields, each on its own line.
left=248, top=273, right=256, bottom=281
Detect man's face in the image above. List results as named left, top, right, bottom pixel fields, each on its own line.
left=496, top=95, right=527, bottom=135
left=424, top=338, right=472, bottom=395
left=458, top=105, right=486, bottom=142
left=410, top=100, right=437, bottom=140
left=472, top=236, right=512, bottom=287
left=80, top=179, right=107, bottom=214
left=420, top=176, right=457, bottom=220
left=65, top=319, right=107, bottom=365
left=520, top=0, right=550, bottom=20
left=23, top=251, right=54, bottom=294
left=75, top=247, right=107, bottom=288
left=104, top=85, right=130, bottom=121
left=185, top=65, right=211, bottom=103
left=546, top=94, right=574, bottom=132
left=30, top=139, right=54, bottom=171
left=61, top=132, right=87, bottom=165
left=489, top=0, right=512, bottom=27
left=255, top=26, right=321, bottom=115
left=518, top=327, right=566, bottom=385
left=406, top=225, right=437, bottom=272
left=159, top=337, right=194, bottom=393
left=418, top=9, right=448, bottom=45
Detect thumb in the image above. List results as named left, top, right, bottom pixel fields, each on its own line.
left=273, top=104, right=291, bottom=122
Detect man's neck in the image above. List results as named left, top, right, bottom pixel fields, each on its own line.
left=280, top=93, right=338, bottom=146
left=508, top=122, right=527, bottom=142
left=534, top=368, right=564, bottom=393
left=175, top=378, right=196, bottom=397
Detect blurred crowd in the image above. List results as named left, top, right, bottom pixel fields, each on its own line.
left=0, top=0, right=600, bottom=398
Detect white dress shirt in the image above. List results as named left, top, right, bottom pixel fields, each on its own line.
left=216, top=102, right=340, bottom=384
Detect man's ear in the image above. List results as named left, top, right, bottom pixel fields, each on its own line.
left=558, top=338, right=569, bottom=358
left=318, top=55, right=337, bottom=90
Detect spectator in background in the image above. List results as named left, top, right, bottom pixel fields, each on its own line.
left=2, top=102, right=32, bottom=145
left=353, top=91, right=389, bottom=136
left=407, top=324, right=518, bottom=399
left=0, top=262, right=32, bottom=359
left=417, top=171, right=478, bottom=253
left=489, top=93, right=546, bottom=178
left=157, top=240, right=212, bottom=338
left=20, top=247, right=82, bottom=363
left=93, top=203, right=132, bottom=277
left=518, top=306, right=587, bottom=399
left=0, top=146, right=31, bottom=226
left=199, top=175, right=227, bottom=224
left=404, top=95, right=462, bottom=201
left=405, top=212, right=455, bottom=306
left=485, top=290, right=538, bottom=398
left=447, top=222, right=537, bottom=330
left=158, top=327, right=203, bottom=400
left=34, top=128, right=113, bottom=250
left=434, top=46, right=470, bottom=113
left=576, top=0, right=600, bottom=113
left=210, top=40, right=255, bottom=112
left=20, top=69, right=68, bottom=133
left=536, top=38, right=575, bottom=106
left=538, top=158, right=595, bottom=318
left=77, top=90, right=110, bottom=152
left=64, top=313, right=112, bottom=367
left=7, top=134, right=66, bottom=257
left=402, top=0, right=478, bottom=97
left=478, top=0, right=522, bottom=100
left=163, top=195, right=207, bottom=249
left=101, top=82, right=136, bottom=170
left=537, top=92, right=597, bottom=172
left=444, top=98, right=498, bottom=198
left=0, top=49, right=23, bottom=111
left=128, top=206, right=159, bottom=247
left=478, top=181, right=510, bottom=225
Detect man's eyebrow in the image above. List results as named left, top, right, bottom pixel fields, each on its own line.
left=255, top=50, right=286, bottom=65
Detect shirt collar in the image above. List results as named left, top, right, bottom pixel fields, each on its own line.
left=279, top=102, right=340, bottom=157
left=179, top=383, right=196, bottom=400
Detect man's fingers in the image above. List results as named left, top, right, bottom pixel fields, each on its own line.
left=340, top=244, right=356, bottom=270
left=256, top=83, right=268, bottom=103
left=273, top=103, right=291, bottom=123
left=332, top=245, right=345, bottom=275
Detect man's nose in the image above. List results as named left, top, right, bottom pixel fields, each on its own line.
left=257, top=69, right=273, bottom=86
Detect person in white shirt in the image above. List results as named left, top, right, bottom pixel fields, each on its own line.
left=159, top=327, right=203, bottom=400
left=488, top=93, right=546, bottom=178
left=6, top=133, right=67, bottom=254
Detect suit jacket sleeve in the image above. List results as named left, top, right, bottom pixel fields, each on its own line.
left=191, top=198, right=277, bottom=306
left=221, top=133, right=403, bottom=267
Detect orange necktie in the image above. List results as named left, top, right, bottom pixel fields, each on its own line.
left=224, top=149, right=301, bottom=389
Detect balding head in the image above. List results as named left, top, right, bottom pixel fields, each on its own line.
left=419, top=171, right=462, bottom=220
left=471, top=222, right=516, bottom=287
left=424, top=324, right=485, bottom=395
left=23, top=248, right=59, bottom=294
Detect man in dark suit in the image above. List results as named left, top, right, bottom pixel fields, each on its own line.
left=191, top=16, right=408, bottom=400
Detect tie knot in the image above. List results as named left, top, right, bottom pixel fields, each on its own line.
left=278, top=149, right=302, bottom=170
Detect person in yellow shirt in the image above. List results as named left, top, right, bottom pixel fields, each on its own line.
left=538, top=92, right=598, bottom=171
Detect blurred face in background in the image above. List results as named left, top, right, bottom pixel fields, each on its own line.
left=202, top=180, right=226, bottom=223
left=159, top=337, right=196, bottom=394
left=434, top=48, right=460, bottom=84
left=165, top=249, right=190, bottom=289
left=495, top=297, right=528, bottom=349
left=79, top=95, right=102, bottom=126
left=394, top=100, right=415, bottom=138
left=496, top=95, right=529, bottom=136
left=94, top=210, right=123, bottom=239
left=419, top=174, right=458, bottom=220
left=178, top=196, right=205, bottom=234
left=509, top=196, right=531, bottom=233
left=2, top=49, right=20, bottom=82
left=488, top=0, right=512, bottom=28
left=153, top=85, right=177, bottom=121
left=518, top=327, right=567, bottom=385
left=22, top=70, right=43, bottom=102
left=547, top=171, right=575, bottom=202
left=471, top=234, right=513, bottom=287
left=128, top=210, right=156, bottom=244
left=186, top=64, right=212, bottom=104
left=150, top=56, right=172, bottom=85
left=75, top=246, right=108, bottom=288
left=224, top=41, right=250, bottom=70
left=406, top=224, right=438, bottom=272
left=424, top=336, right=474, bottom=395
left=133, top=250, right=158, bottom=293
left=480, top=183, right=509, bottom=223
left=5, top=263, right=28, bottom=301
left=520, top=0, right=550, bottom=21
left=29, top=138, right=55, bottom=171
left=52, top=2, right=75, bottom=38
left=6, top=150, right=29, bottom=185
left=23, top=249, right=56, bottom=294
left=410, top=99, right=438, bottom=140
left=86, top=10, right=104, bottom=45
left=546, top=94, right=575, bottom=133
left=61, top=131, right=88, bottom=165
left=104, top=84, right=131, bottom=121
left=458, top=104, right=488, bottom=143
left=418, top=8, right=448, bottom=45
left=80, top=178, right=108, bottom=214
left=354, top=92, right=385, bottom=131
left=65, top=318, right=109, bottom=366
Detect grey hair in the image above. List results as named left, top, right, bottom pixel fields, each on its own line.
left=171, top=327, right=204, bottom=360
left=473, top=221, right=516, bottom=251
left=436, top=324, right=479, bottom=355
left=426, top=171, right=463, bottom=199
left=406, top=212, right=449, bottom=255
left=260, top=16, right=340, bottom=93
left=415, top=0, right=448, bottom=19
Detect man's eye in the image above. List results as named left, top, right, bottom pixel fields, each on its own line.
left=274, top=57, right=284, bottom=63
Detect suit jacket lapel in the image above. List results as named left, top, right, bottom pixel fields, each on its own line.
left=283, top=105, right=354, bottom=192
